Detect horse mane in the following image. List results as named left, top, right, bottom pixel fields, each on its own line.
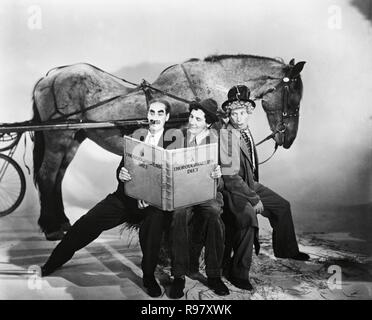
left=160, top=64, right=178, bottom=75
left=184, top=58, right=200, bottom=63
left=159, top=54, right=285, bottom=75
left=160, top=58, right=203, bottom=75
left=204, top=54, right=285, bottom=64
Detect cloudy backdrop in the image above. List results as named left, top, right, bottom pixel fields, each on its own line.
left=1, top=0, right=371, bottom=253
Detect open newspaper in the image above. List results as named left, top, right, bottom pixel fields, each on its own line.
left=123, top=136, right=218, bottom=211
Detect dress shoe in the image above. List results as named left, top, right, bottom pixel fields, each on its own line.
left=60, top=222, right=71, bottom=232
left=291, top=252, right=310, bottom=261
left=276, top=251, right=310, bottom=261
left=186, top=271, right=204, bottom=281
left=143, top=276, right=162, bottom=298
left=169, top=277, right=185, bottom=299
left=45, top=230, right=65, bottom=241
left=207, top=277, right=230, bottom=296
left=228, top=276, right=253, bottom=291
left=41, top=265, right=56, bottom=277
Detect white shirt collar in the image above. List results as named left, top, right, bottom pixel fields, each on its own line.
left=189, top=128, right=210, bottom=146
left=146, top=128, right=164, bottom=145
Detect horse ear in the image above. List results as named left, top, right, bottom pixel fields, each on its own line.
left=289, top=58, right=295, bottom=65
left=290, top=61, right=306, bottom=78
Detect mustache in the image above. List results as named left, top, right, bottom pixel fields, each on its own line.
left=149, top=120, right=161, bottom=124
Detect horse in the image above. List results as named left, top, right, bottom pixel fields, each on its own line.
left=31, top=54, right=305, bottom=239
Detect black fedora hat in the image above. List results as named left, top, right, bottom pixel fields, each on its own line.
left=221, top=85, right=256, bottom=111
left=189, top=98, right=219, bottom=123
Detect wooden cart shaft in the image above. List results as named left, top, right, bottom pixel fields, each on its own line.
left=0, top=118, right=187, bottom=134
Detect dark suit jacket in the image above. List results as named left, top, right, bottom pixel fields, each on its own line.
left=181, top=128, right=218, bottom=147
left=220, top=122, right=260, bottom=229
left=181, top=128, right=224, bottom=192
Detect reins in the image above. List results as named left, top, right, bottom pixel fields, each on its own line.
left=255, top=132, right=279, bottom=165
left=42, top=63, right=292, bottom=164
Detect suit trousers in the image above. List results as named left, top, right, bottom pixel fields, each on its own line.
left=254, top=183, right=300, bottom=258
left=171, top=193, right=225, bottom=278
left=43, top=193, right=168, bottom=277
left=139, top=205, right=171, bottom=276
left=222, top=183, right=300, bottom=280
left=222, top=223, right=255, bottom=280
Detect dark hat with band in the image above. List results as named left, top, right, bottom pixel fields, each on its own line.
left=189, top=98, right=219, bottom=123
left=221, top=85, right=256, bottom=112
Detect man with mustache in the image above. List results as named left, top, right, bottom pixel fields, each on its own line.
left=41, top=99, right=175, bottom=298
left=220, top=85, right=309, bottom=291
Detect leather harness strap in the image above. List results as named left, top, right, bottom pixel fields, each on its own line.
left=180, top=64, right=201, bottom=102
left=41, top=62, right=289, bottom=165
left=258, top=143, right=278, bottom=165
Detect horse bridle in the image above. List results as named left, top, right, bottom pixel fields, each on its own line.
left=261, top=75, right=300, bottom=136
left=253, top=75, right=299, bottom=164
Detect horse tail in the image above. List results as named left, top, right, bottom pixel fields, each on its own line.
left=32, top=90, right=45, bottom=187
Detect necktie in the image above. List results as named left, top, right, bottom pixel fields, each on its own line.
left=189, top=136, right=197, bottom=147
left=240, top=130, right=253, bottom=160
left=148, top=134, right=156, bottom=146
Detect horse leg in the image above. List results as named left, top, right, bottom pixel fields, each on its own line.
left=35, top=130, right=79, bottom=240
left=36, top=150, right=66, bottom=240
left=54, top=132, right=86, bottom=232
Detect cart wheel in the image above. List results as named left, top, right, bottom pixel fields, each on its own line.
left=0, top=132, right=22, bottom=152
left=0, top=153, right=26, bottom=217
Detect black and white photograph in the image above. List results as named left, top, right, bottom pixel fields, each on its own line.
left=0, top=0, right=371, bottom=304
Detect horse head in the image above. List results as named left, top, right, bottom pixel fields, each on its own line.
left=259, top=59, right=305, bottom=149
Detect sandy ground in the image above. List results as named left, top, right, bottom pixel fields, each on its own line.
left=0, top=204, right=371, bottom=300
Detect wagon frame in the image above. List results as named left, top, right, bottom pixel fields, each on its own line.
left=0, top=117, right=188, bottom=217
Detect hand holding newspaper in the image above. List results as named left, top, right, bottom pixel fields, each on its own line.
left=123, top=136, right=218, bottom=211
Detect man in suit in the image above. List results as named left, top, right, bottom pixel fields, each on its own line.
left=169, top=98, right=229, bottom=299
left=220, top=85, right=309, bottom=291
left=41, top=99, right=175, bottom=298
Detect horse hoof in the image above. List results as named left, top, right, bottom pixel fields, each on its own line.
left=60, top=222, right=71, bottom=232
left=45, top=230, right=65, bottom=241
